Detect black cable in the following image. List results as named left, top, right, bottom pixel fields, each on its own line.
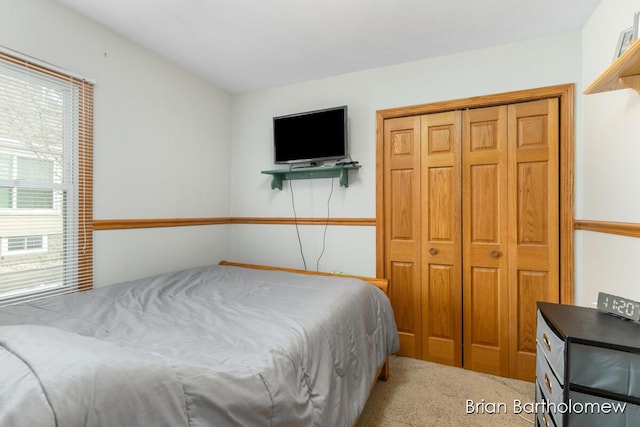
left=289, top=164, right=307, bottom=270
left=316, top=174, right=335, bottom=272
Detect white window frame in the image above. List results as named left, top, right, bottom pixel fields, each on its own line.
left=0, top=48, right=93, bottom=306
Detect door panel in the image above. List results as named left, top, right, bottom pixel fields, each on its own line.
left=517, top=162, right=549, bottom=244
left=469, top=267, right=500, bottom=346
left=508, top=99, right=559, bottom=381
left=469, top=164, right=500, bottom=243
left=420, top=112, right=462, bottom=366
left=515, top=270, right=548, bottom=354
left=463, top=106, right=509, bottom=377
left=390, top=169, right=416, bottom=239
left=384, top=116, right=422, bottom=358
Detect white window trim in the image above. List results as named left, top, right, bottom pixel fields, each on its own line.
left=0, top=49, right=93, bottom=305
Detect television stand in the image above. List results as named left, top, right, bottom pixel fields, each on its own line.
left=261, top=164, right=361, bottom=190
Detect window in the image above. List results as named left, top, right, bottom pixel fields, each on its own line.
left=1, top=153, right=56, bottom=210
left=0, top=49, right=93, bottom=305
left=2, top=235, right=48, bottom=255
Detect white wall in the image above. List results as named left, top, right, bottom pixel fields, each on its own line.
left=230, top=33, right=583, bottom=276
left=1, top=0, right=232, bottom=286
left=578, top=0, right=640, bottom=306
left=10, top=0, right=637, bottom=300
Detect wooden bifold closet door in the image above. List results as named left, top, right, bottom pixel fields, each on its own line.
left=381, top=97, right=560, bottom=381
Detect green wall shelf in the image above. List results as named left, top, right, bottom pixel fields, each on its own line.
left=261, top=164, right=361, bottom=190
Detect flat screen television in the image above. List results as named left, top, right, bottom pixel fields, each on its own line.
left=273, top=105, right=348, bottom=165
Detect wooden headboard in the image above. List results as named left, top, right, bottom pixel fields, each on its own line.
left=218, top=260, right=389, bottom=296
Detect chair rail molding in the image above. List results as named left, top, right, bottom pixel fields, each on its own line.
left=93, top=217, right=375, bottom=230
left=574, top=219, right=640, bottom=238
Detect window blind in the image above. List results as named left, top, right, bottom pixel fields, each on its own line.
left=0, top=50, right=93, bottom=306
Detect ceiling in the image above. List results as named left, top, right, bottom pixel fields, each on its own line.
left=54, top=0, right=601, bottom=94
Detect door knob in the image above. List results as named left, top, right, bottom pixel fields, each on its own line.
left=429, top=248, right=438, bottom=255
left=491, top=250, right=501, bottom=258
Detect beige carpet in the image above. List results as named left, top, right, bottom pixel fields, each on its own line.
left=358, top=356, right=536, bottom=426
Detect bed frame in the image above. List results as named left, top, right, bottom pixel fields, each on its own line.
left=218, top=260, right=389, bottom=296
left=218, top=260, right=391, bottom=420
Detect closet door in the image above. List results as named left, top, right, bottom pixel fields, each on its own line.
left=378, top=87, right=571, bottom=381
left=383, top=116, right=422, bottom=358
left=507, top=99, right=559, bottom=381
left=420, top=111, right=463, bottom=367
left=462, top=106, right=510, bottom=377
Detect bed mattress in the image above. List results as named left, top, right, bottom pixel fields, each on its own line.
left=0, top=264, right=399, bottom=426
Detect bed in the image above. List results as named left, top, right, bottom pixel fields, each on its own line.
left=0, top=261, right=399, bottom=427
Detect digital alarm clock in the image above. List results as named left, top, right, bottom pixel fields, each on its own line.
left=597, top=292, right=640, bottom=321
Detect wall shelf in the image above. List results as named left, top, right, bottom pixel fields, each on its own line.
left=261, top=164, right=361, bottom=190
left=585, top=39, right=640, bottom=94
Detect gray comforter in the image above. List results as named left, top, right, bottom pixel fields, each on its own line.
left=0, top=264, right=399, bottom=427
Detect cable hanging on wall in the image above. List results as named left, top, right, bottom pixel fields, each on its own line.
left=316, top=174, right=334, bottom=272
left=288, top=164, right=335, bottom=272
left=289, top=164, right=307, bottom=270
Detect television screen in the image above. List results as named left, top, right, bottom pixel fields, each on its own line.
left=273, top=105, right=348, bottom=164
